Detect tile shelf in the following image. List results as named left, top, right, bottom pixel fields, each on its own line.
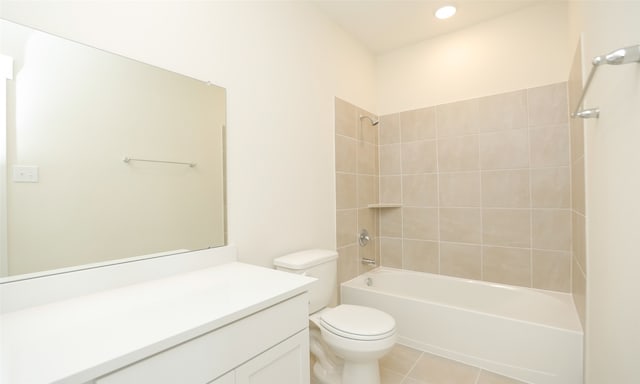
left=367, top=203, right=402, bottom=208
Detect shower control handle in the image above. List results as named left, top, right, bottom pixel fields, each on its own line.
left=359, top=229, right=370, bottom=246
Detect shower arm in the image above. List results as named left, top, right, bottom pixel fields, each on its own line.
left=572, top=44, right=640, bottom=119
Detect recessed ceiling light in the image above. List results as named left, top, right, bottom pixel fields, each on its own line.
left=435, top=5, right=457, bottom=20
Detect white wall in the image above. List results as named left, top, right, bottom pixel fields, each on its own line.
left=376, top=2, right=569, bottom=114
left=0, top=1, right=377, bottom=268
left=567, top=2, right=640, bottom=383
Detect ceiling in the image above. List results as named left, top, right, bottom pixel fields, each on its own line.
left=313, top=1, right=543, bottom=54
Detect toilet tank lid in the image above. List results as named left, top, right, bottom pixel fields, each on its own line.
left=274, top=249, right=338, bottom=270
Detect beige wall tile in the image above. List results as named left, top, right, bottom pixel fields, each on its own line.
left=401, top=106, right=436, bottom=142
left=402, top=140, right=438, bottom=173
left=358, top=140, right=378, bottom=175
left=440, top=242, right=481, bottom=280
left=477, top=90, right=527, bottom=133
left=483, top=246, right=531, bottom=287
left=358, top=237, right=378, bottom=269
left=336, top=172, right=356, bottom=209
left=408, top=352, right=480, bottom=384
left=380, top=208, right=403, bottom=237
left=439, top=208, right=481, bottom=244
left=531, top=167, right=570, bottom=208
left=529, top=125, right=570, bottom=167
left=335, top=97, right=357, bottom=138
left=335, top=134, right=357, bottom=173
left=403, top=207, right=439, bottom=241
left=380, top=144, right=402, bottom=175
left=358, top=175, right=378, bottom=208
left=572, top=211, right=586, bottom=273
left=336, top=209, right=357, bottom=247
left=479, top=128, right=529, bottom=170
left=337, top=245, right=358, bottom=284
left=482, top=209, right=531, bottom=247
left=571, top=157, right=585, bottom=214
left=527, top=82, right=569, bottom=127
left=482, top=170, right=530, bottom=208
left=380, top=237, right=403, bottom=268
left=403, top=173, right=438, bottom=207
left=532, top=249, right=570, bottom=292
left=532, top=209, right=571, bottom=251
left=570, top=116, right=584, bottom=163
left=439, top=171, right=481, bottom=207
left=572, top=258, right=586, bottom=329
left=438, top=135, right=479, bottom=171
left=380, top=175, right=402, bottom=204
left=358, top=108, right=379, bottom=144
left=403, top=239, right=439, bottom=273
left=357, top=208, right=378, bottom=237
left=436, top=98, right=479, bottom=138
left=380, top=113, right=401, bottom=145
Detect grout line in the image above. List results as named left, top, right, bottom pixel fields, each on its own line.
left=399, top=350, right=424, bottom=384
left=434, top=107, right=442, bottom=274
left=525, top=89, right=534, bottom=289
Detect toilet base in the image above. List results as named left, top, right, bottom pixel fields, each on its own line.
left=342, top=360, right=381, bottom=384
left=313, top=360, right=381, bottom=384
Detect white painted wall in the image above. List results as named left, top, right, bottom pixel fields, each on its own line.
left=0, top=1, right=376, bottom=268
left=568, top=2, right=640, bottom=383
left=376, top=2, right=569, bottom=115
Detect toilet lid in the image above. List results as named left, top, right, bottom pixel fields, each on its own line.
left=320, top=304, right=396, bottom=341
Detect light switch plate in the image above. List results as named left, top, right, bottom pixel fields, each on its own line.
left=12, top=165, right=39, bottom=182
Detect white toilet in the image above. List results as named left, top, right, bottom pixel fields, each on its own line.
left=274, top=249, right=397, bottom=384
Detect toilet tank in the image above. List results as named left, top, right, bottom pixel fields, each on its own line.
left=273, top=249, right=338, bottom=314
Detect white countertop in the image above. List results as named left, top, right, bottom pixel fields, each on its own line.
left=0, top=262, right=314, bottom=384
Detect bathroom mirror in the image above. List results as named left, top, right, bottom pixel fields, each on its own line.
left=0, top=19, right=226, bottom=279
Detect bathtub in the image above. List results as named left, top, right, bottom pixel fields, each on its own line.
left=341, top=267, right=583, bottom=384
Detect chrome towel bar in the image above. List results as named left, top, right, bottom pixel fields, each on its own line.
left=123, top=157, right=196, bottom=167
left=572, top=44, right=640, bottom=119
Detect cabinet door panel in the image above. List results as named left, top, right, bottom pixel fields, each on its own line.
left=236, top=331, right=309, bottom=384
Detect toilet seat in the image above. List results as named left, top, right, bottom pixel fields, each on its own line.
left=320, top=304, right=396, bottom=341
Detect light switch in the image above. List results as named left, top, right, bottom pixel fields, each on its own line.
left=12, top=165, right=39, bottom=183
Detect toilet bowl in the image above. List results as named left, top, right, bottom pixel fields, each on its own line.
left=274, top=250, right=397, bottom=384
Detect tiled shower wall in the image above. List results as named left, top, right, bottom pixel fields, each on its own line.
left=335, top=83, right=574, bottom=293
left=377, top=83, right=572, bottom=292
left=569, top=41, right=587, bottom=326
left=335, top=98, right=380, bottom=283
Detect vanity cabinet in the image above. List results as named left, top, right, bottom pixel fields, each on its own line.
left=1, top=258, right=315, bottom=384
left=94, top=293, right=310, bottom=384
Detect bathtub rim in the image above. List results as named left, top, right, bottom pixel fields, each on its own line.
left=340, top=266, right=583, bottom=334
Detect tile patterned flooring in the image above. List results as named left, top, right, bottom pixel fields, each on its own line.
left=379, top=344, right=526, bottom=384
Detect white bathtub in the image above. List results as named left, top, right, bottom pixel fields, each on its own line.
left=341, top=267, right=583, bottom=384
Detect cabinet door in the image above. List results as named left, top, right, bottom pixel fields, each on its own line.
left=235, top=330, right=309, bottom=384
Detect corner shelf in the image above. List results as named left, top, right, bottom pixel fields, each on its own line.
left=367, top=204, right=402, bottom=209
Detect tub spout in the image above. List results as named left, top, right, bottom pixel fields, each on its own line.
left=361, top=258, right=376, bottom=266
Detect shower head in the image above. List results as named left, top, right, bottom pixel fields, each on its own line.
left=360, top=115, right=379, bottom=126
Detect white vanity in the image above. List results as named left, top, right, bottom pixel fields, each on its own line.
left=0, top=246, right=314, bottom=384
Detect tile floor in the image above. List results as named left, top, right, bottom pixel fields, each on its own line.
left=379, top=344, right=526, bottom=384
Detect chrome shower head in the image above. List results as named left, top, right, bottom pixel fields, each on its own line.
left=360, top=115, right=379, bottom=126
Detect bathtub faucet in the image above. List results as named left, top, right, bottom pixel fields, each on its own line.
left=361, top=257, right=376, bottom=266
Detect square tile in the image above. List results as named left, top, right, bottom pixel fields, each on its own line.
left=439, top=208, right=481, bottom=244
left=532, top=209, right=571, bottom=251
left=403, top=207, right=439, bottom=241
left=439, top=172, right=481, bottom=208
left=402, top=140, right=438, bottom=173
left=401, top=106, right=436, bottom=142
left=482, top=246, right=531, bottom=287
left=482, top=170, right=530, bottom=208
left=479, top=128, right=529, bottom=170
left=527, top=82, right=569, bottom=127
left=482, top=209, right=531, bottom=248
left=403, top=240, right=439, bottom=273
left=438, top=135, right=479, bottom=172
left=529, top=125, right=570, bottom=167
left=403, top=173, right=438, bottom=207
left=440, top=242, right=482, bottom=280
